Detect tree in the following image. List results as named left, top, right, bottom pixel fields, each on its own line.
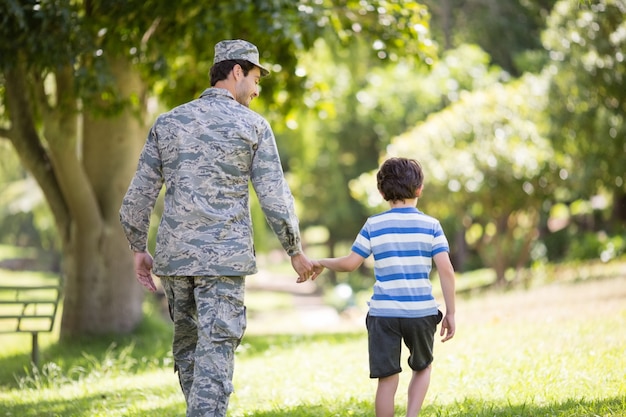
left=0, top=0, right=433, bottom=337
left=351, top=72, right=561, bottom=285
left=542, top=0, right=626, bottom=226
left=423, top=0, right=558, bottom=75
left=1, top=0, right=149, bottom=336
left=281, top=42, right=503, bottom=283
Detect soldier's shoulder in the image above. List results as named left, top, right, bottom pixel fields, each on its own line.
left=153, top=100, right=200, bottom=124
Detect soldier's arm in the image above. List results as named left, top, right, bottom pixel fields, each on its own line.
left=250, top=119, right=302, bottom=256
left=119, top=125, right=165, bottom=252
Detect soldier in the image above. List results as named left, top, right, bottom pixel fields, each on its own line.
left=120, top=39, right=321, bottom=417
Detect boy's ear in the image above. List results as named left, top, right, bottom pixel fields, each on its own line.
left=416, top=185, right=424, bottom=197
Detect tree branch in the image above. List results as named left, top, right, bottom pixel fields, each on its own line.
left=42, top=63, right=104, bottom=235
left=32, top=71, right=53, bottom=121
left=4, top=58, right=71, bottom=240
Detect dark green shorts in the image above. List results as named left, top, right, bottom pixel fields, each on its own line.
left=366, top=311, right=442, bottom=379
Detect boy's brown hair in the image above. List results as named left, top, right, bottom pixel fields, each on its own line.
left=376, top=157, right=424, bottom=202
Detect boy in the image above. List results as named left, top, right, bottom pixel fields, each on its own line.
left=317, top=157, right=456, bottom=417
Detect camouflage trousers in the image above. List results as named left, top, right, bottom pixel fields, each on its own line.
left=161, top=276, right=247, bottom=417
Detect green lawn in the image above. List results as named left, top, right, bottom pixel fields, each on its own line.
left=0, top=268, right=625, bottom=416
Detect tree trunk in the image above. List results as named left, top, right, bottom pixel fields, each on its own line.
left=60, top=214, right=144, bottom=336
left=478, top=213, right=509, bottom=287
left=60, top=58, right=148, bottom=337
left=452, top=228, right=468, bottom=272
left=440, top=0, right=454, bottom=50
left=3, top=55, right=148, bottom=337
left=325, top=239, right=338, bottom=285
left=611, top=189, right=626, bottom=226
left=492, top=238, right=507, bottom=287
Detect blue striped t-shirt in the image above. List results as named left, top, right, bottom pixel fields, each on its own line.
left=351, top=206, right=449, bottom=318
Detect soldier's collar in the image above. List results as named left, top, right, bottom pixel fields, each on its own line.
left=199, top=87, right=235, bottom=101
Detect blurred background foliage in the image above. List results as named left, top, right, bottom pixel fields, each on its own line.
left=1, top=0, right=624, bottom=293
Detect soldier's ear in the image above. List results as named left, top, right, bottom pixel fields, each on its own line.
left=232, top=64, right=243, bottom=80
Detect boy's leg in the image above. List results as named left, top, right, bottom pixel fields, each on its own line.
left=401, top=314, right=438, bottom=417
left=406, top=365, right=432, bottom=417
left=366, top=315, right=403, bottom=417
left=376, top=373, right=400, bottom=417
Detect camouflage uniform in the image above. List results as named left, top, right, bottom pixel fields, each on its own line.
left=119, top=40, right=301, bottom=416
left=160, top=275, right=246, bottom=417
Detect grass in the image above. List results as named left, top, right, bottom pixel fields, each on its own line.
left=0, top=254, right=625, bottom=416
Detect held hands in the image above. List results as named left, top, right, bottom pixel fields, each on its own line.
left=291, top=253, right=324, bottom=283
left=134, top=251, right=157, bottom=292
left=308, top=260, right=325, bottom=282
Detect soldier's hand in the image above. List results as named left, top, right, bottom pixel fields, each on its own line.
left=291, top=252, right=317, bottom=283
left=134, top=251, right=157, bottom=292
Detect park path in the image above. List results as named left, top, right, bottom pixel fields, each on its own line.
left=244, top=268, right=626, bottom=334
left=244, top=269, right=365, bottom=335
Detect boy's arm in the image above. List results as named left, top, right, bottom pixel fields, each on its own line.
left=319, top=251, right=365, bottom=272
left=433, top=251, right=456, bottom=342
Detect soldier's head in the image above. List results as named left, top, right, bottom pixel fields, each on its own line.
left=210, top=59, right=257, bottom=86
left=210, top=40, right=270, bottom=107
left=210, top=39, right=269, bottom=85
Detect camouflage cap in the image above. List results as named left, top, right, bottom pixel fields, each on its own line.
left=214, top=39, right=270, bottom=77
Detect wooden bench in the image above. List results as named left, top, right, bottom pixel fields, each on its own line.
left=0, top=276, right=62, bottom=366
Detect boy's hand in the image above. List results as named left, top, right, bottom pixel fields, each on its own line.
left=440, top=314, right=455, bottom=342
left=291, top=252, right=323, bottom=283
left=310, top=260, right=325, bottom=281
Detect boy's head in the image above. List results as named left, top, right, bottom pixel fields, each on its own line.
left=377, top=157, right=424, bottom=202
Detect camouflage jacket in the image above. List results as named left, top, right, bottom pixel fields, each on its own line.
left=119, top=87, right=302, bottom=277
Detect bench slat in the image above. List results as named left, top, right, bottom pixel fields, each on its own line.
left=0, top=276, right=62, bottom=366
left=0, top=286, right=61, bottom=290
left=0, top=300, right=59, bottom=304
